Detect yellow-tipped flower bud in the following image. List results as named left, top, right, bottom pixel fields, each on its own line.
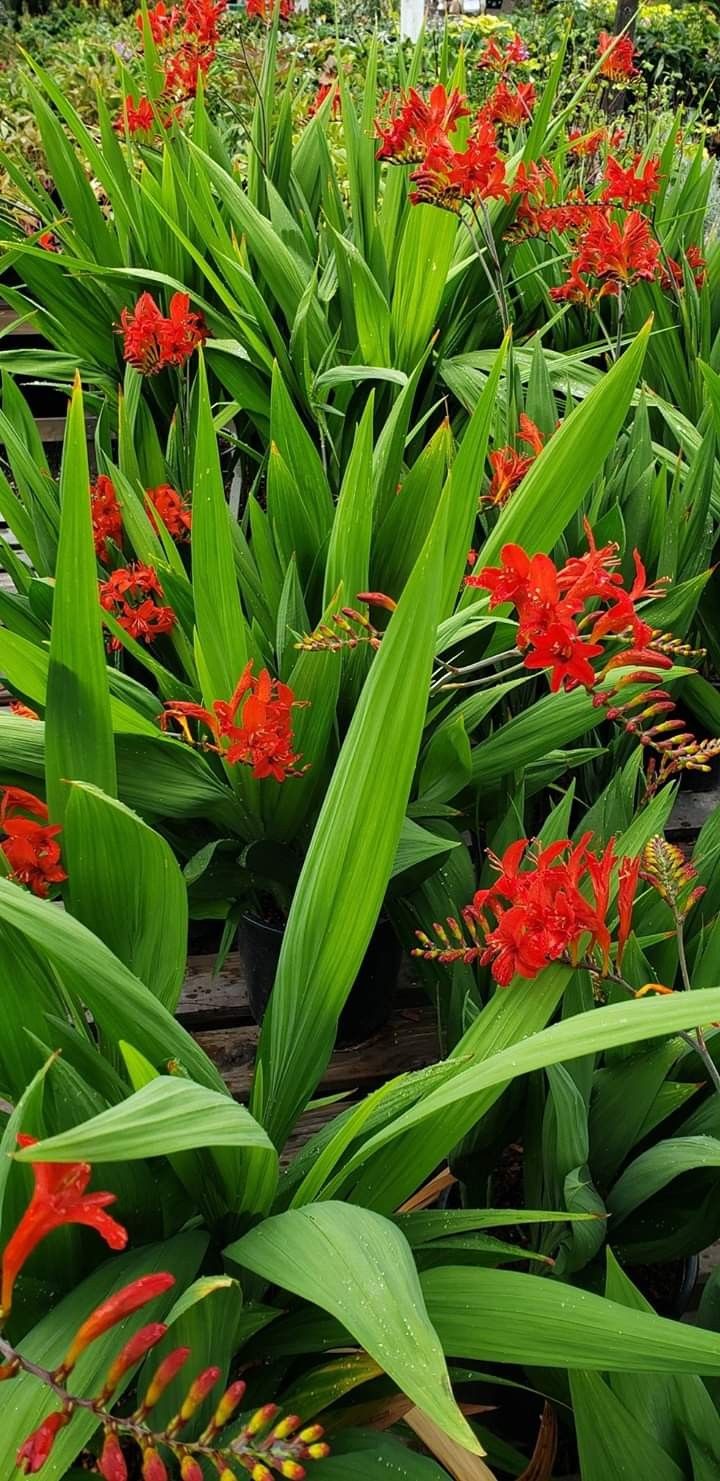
left=246, top=1403, right=279, bottom=1436
left=280, top=1462, right=306, bottom=1480
left=308, top=1443, right=331, bottom=1460
left=299, top=1425, right=325, bottom=1444
left=251, top=1466, right=273, bottom=1481
left=271, top=1414, right=302, bottom=1441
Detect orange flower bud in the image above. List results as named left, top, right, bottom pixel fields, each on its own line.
left=180, top=1460, right=204, bottom=1481
left=210, top=1378, right=246, bottom=1428
left=280, top=1463, right=306, bottom=1480
left=356, top=591, right=397, bottom=612
left=299, top=1425, right=325, bottom=1443
left=308, top=1443, right=331, bottom=1460
left=177, top=1364, right=221, bottom=1422
left=271, top=1414, right=302, bottom=1441
left=251, top=1466, right=273, bottom=1481
left=63, top=1274, right=175, bottom=1371
left=98, top=1431, right=128, bottom=1481
left=140, top=1346, right=191, bottom=1412
left=245, top=1402, right=279, bottom=1436
left=142, top=1448, right=168, bottom=1481
left=16, top=1411, right=68, bottom=1474
left=104, top=1322, right=168, bottom=1393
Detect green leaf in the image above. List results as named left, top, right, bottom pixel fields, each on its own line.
left=45, top=376, right=116, bottom=831
left=251, top=490, right=449, bottom=1147
left=228, top=1202, right=481, bottom=1454
left=570, top=1370, right=685, bottom=1480
left=423, top=1263, right=720, bottom=1375
left=63, top=782, right=188, bottom=1011
left=607, top=1135, right=720, bottom=1223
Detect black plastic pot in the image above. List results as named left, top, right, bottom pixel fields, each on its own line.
left=238, top=913, right=402, bottom=1046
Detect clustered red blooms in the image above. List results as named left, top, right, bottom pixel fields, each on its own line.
left=1, top=1135, right=127, bottom=1317
left=147, top=483, right=192, bottom=539
left=0, top=788, right=66, bottom=899
left=375, top=83, right=470, bottom=165
left=485, top=413, right=544, bottom=506
left=91, top=474, right=123, bottom=562
left=466, top=526, right=668, bottom=694
left=115, top=0, right=228, bottom=135
left=483, top=79, right=536, bottom=128
left=567, top=124, right=624, bottom=158
left=2, top=1140, right=330, bottom=1477
left=661, top=243, right=706, bottom=293
left=160, top=661, right=306, bottom=781
left=118, top=291, right=206, bottom=375
left=602, top=153, right=661, bottom=206
left=598, top=29, right=639, bottom=81
left=100, top=564, right=176, bottom=649
left=477, top=30, right=530, bottom=72
left=375, top=82, right=520, bottom=211
left=414, top=835, right=641, bottom=986
left=246, top=0, right=294, bottom=20
left=308, top=80, right=341, bottom=118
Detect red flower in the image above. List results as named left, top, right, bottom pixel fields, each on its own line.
left=602, top=153, right=661, bottom=207
left=483, top=80, right=536, bottom=127
left=37, top=230, right=60, bottom=252
left=567, top=125, right=606, bottom=158
left=9, top=701, right=39, bottom=720
left=118, top=291, right=206, bottom=373
left=375, top=84, right=470, bottom=164
left=17, top=1411, right=68, bottom=1475
left=63, top=1273, right=175, bottom=1371
left=575, top=207, right=661, bottom=287
left=478, top=31, right=529, bottom=71
left=100, top=564, right=176, bottom=650
left=246, top=0, right=293, bottom=19
left=522, top=621, right=604, bottom=692
left=1, top=1135, right=127, bottom=1315
left=161, top=661, right=307, bottom=781
left=549, top=261, right=613, bottom=308
left=163, top=41, right=214, bottom=98
left=598, top=30, right=639, bottom=81
left=409, top=117, right=508, bottom=210
left=184, top=0, right=228, bottom=44
left=91, top=473, right=123, bottom=562
left=114, top=95, right=156, bottom=136
left=484, top=415, right=544, bottom=506
left=136, top=1, right=180, bottom=44
left=0, top=788, right=67, bottom=898
left=146, top=484, right=192, bottom=539
left=661, top=244, right=706, bottom=292
left=309, top=80, right=341, bottom=118
left=98, top=1432, right=129, bottom=1481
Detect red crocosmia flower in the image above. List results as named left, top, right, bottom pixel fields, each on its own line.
left=104, top=1322, right=168, bottom=1393
left=161, top=662, right=307, bottom=782
left=455, top=835, right=630, bottom=986
left=1, top=1135, right=127, bottom=1315
left=63, top=1273, right=175, bottom=1372
left=162, top=43, right=212, bottom=99
left=9, top=701, right=39, bottom=720
left=100, top=564, right=176, bottom=650
left=119, top=291, right=205, bottom=374
left=409, top=117, right=508, bottom=210
left=478, top=31, right=529, bottom=71
left=136, top=1, right=180, bottom=44
left=184, top=0, right=228, bottom=44
left=309, top=81, right=341, bottom=118
left=512, top=157, right=558, bottom=203
left=549, top=261, right=614, bottom=308
left=661, top=244, right=706, bottom=292
left=114, top=95, right=155, bottom=136
left=0, top=788, right=66, bottom=898
left=37, top=230, right=59, bottom=252
left=483, top=80, right=536, bottom=127
left=522, top=622, right=604, bottom=692
left=567, top=125, right=606, bottom=158
left=146, top=484, right=192, bottom=540
left=375, top=84, right=470, bottom=163
left=484, top=414, right=545, bottom=505
left=246, top=0, right=293, bottom=20
left=16, top=1411, right=68, bottom=1474
left=598, top=29, right=639, bottom=81
left=602, top=153, right=661, bottom=207
left=98, top=1432, right=129, bottom=1481
left=91, top=474, right=123, bottom=562
left=575, top=208, right=661, bottom=287
left=156, top=291, right=207, bottom=367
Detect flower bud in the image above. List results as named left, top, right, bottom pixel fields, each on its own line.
left=140, top=1346, right=191, bottom=1413
left=63, top=1274, right=175, bottom=1371
left=142, top=1448, right=168, bottom=1481
left=308, top=1443, right=331, bottom=1460
left=271, top=1414, right=302, bottom=1441
left=16, top=1412, right=67, bottom=1474
left=299, top=1425, right=325, bottom=1443
left=98, top=1432, right=128, bottom=1481
left=211, top=1378, right=246, bottom=1428
left=178, top=1364, right=221, bottom=1421
left=103, top=1323, right=168, bottom=1394
left=180, top=1460, right=204, bottom=1481
left=245, top=1402, right=279, bottom=1436
left=280, top=1463, right=306, bottom=1480
left=251, top=1467, right=273, bottom=1481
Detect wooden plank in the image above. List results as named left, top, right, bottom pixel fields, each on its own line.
left=0, top=307, right=42, bottom=338
left=177, top=950, right=251, bottom=1028
left=666, top=785, right=720, bottom=845
left=194, top=1003, right=439, bottom=1099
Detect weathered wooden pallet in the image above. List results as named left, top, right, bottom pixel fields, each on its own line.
left=176, top=951, right=440, bottom=1157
